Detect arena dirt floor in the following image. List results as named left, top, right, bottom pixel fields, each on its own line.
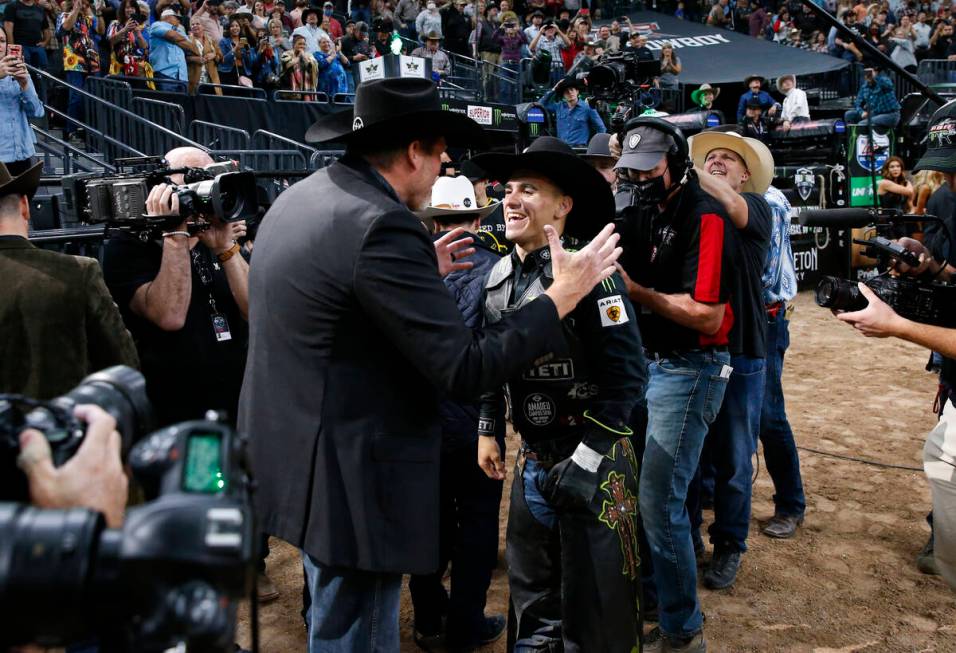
left=237, top=290, right=956, bottom=652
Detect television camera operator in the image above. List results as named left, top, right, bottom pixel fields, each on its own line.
left=102, top=146, right=249, bottom=429
left=833, top=101, right=956, bottom=590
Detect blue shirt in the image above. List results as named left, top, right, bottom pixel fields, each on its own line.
left=219, top=37, right=259, bottom=76
left=539, top=90, right=606, bottom=147
left=0, top=76, right=43, bottom=163
left=854, top=74, right=900, bottom=116
left=736, top=89, right=776, bottom=123
left=316, top=51, right=349, bottom=96
left=148, top=20, right=187, bottom=80
left=761, top=185, right=797, bottom=304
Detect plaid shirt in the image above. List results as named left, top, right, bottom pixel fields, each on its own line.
left=854, top=74, right=900, bottom=115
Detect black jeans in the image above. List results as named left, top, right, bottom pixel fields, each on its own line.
left=507, top=437, right=641, bottom=652
left=408, top=437, right=504, bottom=645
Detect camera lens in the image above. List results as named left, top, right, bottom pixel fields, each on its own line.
left=58, top=366, right=153, bottom=448
left=815, top=276, right=868, bottom=311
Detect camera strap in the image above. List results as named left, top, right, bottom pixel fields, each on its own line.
left=190, top=246, right=233, bottom=343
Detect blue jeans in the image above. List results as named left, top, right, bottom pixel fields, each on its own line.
left=760, top=309, right=806, bottom=518
left=151, top=70, right=184, bottom=93
left=350, top=6, right=371, bottom=23
left=65, top=70, right=87, bottom=137
left=640, top=349, right=731, bottom=638
left=301, top=553, right=402, bottom=653
left=703, top=355, right=766, bottom=553
left=844, top=108, right=900, bottom=130
left=22, top=45, right=47, bottom=103
left=500, top=60, right=521, bottom=107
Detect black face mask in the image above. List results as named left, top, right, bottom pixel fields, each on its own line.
left=613, top=175, right=670, bottom=280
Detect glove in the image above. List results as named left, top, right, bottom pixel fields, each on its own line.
left=539, top=442, right=603, bottom=510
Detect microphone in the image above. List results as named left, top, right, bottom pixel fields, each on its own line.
left=797, top=207, right=893, bottom=228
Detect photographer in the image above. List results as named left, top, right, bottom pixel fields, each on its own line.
left=834, top=102, right=956, bottom=590
left=16, top=404, right=127, bottom=527
left=528, top=18, right=569, bottom=87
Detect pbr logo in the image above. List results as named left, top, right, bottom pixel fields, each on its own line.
left=794, top=168, right=815, bottom=201
left=929, top=117, right=956, bottom=148
left=855, top=132, right=890, bottom=172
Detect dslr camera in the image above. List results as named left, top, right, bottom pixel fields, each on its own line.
left=0, top=367, right=256, bottom=652
left=62, top=157, right=259, bottom=237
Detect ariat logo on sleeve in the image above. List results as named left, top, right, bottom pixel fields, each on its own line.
left=598, top=295, right=629, bottom=327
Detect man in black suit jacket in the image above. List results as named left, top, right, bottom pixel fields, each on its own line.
left=238, top=77, right=622, bottom=652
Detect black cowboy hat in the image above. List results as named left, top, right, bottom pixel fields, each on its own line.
left=305, top=77, right=485, bottom=146
left=470, top=136, right=614, bottom=241
left=743, top=73, right=764, bottom=86
left=553, top=75, right=584, bottom=97
left=0, top=160, right=42, bottom=200
left=300, top=6, right=320, bottom=22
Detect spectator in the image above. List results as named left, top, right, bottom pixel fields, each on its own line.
left=537, top=76, right=605, bottom=146
left=708, top=0, right=732, bottom=28
left=251, top=0, right=269, bottom=29
left=0, top=159, right=138, bottom=401
left=288, top=0, right=307, bottom=26
left=3, top=0, right=50, bottom=101
left=440, top=0, right=469, bottom=55
left=890, top=24, right=917, bottom=71
left=829, top=9, right=863, bottom=61
left=292, top=6, right=327, bottom=53
left=315, top=33, right=347, bottom=94
left=658, top=41, right=681, bottom=90
left=493, top=17, right=524, bottom=104
left=844, top=65, right=900, bottom=129
left=253, top=27, right=281, bottom=90
left=186, top=18, right=221, bottom=94
left=394, top=0, right=420, bottom=39
left=736, top=75, right=778, bottom=123
left=219, top=14, right=258, bottom=86
left=415, top=0, right=440, bottom=41
left=622, top=31, right=654, bottom=59
left=56, top=0, right=103, bottom=142
left=269, top=0, right=295, bottom=33
left=794, top=2, right=821, bottom=37
left=528, top=19, right=566, bottom=86
left=768, top=6, right=792, bottom=41
left=266, top=16, right=291, bottom=54
left=809, top=28, right=829, bottom=52
left=750, top=0, right=770, bottom=37
left=776, top=73, right=809, bottom=130
left=734, top=0, right=753, bottom=33
left=351, top=0, right=371, bottom=24
left=322, top=1, right=342, bottom=38
left=741, top=97, right=771, bottom=143
left=281, top=32, right=317, bottom=94
left=148, top=9, right=195, bottom=91
left=106, top=0, right=148, bottom=79
left=474, top=5, right=500, bottom=98
left=524, top=9, right=544, bottom=42
left=930, top=17, right=952, bottom=58
left=912, top=169, right=946, bottom=215
left=0, top=41, right=43, bottom=178
left=410, top=29, right=449, bottom=77
left=877, top=155, right=915, bottom=211
left=371, top=0, right=394, bottom=24
left=913, top=10, right=932, bottom=57
left=861, top=20, right=893, bottom=59
left=339, top=18, right=371, bottom=90
left=595, top=24, right=617, bottom=52
left=193, top=0, right=225, bottom=44
left=690, top=82, right=719, bottom=110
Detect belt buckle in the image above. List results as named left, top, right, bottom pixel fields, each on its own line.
left=784, top=303, right=795, bottom=320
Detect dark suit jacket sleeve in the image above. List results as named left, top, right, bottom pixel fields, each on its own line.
left=82, top=258, right=140, bottom=372
left=354, top=210, right=566, bottom=400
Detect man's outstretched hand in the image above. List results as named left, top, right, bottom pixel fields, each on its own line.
left=544, top=223, right=622, bottom=317
left=434, top=226, right=475, bottom=277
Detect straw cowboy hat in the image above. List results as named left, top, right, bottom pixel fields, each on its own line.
left=688, top=129, right=775, bottom=194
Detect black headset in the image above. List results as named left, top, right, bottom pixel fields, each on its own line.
left=619, top=115, right=693, bottom=182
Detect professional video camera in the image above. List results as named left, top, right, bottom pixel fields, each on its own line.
left=62, top=156, right=259, bottom=236
left=0, top=367, right=256, bottom=652
left=800, top=207, right=956, bottom=327
left=585, top=52, right=662, bottom=131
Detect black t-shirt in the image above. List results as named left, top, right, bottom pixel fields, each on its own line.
left=102, top=234, right=248, bottom=427
left=638, top=178, right=736, bottom=354
left=935, top=34, right=955, bottom=59
left=3, top=1, right=49, bottom=46
left=925, top=185, right=956, bottom=262
left=732, top=193, right=772, bottom=358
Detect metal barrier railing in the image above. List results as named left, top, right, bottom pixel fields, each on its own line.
left=132, top=97, right=185, bottom=134
left=918, top=59, right=956, bottom=86
left=309, top=149, right=344, bottom=170
left=27, top=65, right=207, bottom=162
left=333, top=93, right=355, bottom=105
left=192, top=120, right=251, bottom=150
left=198, top=82, right=269, bottom=99
left=107, top=74, right=189, bottom=95
left=87, top=76, right=134, bottom=110
left=32, top=125, right=117, bottom=175
left=210, top=148, right=310, bottom=203
left=274, top=90, right=330, bottom=103
left=252, top=129, right=318, bottom=160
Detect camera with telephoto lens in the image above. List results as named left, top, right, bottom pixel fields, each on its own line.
left=63, top=158, right=259, bottom=235
left=585, top=52, right=662, bottom=130
left=0, top=367, right=257, bottom=652
left=815, top=237, right=956, bottom=327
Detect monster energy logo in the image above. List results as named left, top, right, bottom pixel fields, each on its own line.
left=601, top=277, right=617, bottom=293
left=441, top=102, right=450, bottom=111
left=494, top=107, right=502, bottom=125
left=530, top=123, right=539, bottom=136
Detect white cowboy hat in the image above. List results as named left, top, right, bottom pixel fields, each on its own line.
left=688, top=130, right=775, bottom=195
left=416, top=175, right=500, bottom=220
left=776, top=73, right=797, bottom=94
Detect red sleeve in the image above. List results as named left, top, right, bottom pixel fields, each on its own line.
left=683, top=212, right=732, bottom=304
